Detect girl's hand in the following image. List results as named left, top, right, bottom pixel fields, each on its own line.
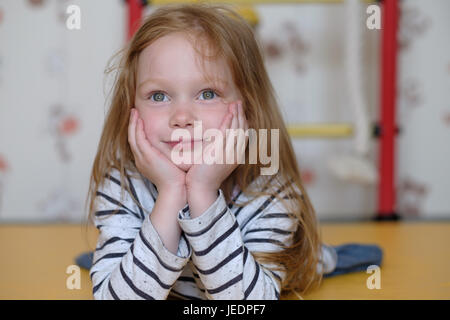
left=185, top=101, right=249, bottom=196
left=128, top=108, right=187, bottom=200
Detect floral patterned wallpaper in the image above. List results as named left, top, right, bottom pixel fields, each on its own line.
left=0, top=0, right=449, bottom=222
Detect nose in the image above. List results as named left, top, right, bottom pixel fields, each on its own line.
left=169, top=103, right=196, bottom=129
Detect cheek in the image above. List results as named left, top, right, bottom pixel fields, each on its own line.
left=143, top=121, right=155, bottom=136
left=201, top=109, right=228, bottom=130
left=137, top=109, right=161, bottom=139
left=141, top=117, right=160, bottom=143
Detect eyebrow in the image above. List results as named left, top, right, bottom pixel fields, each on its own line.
left=138, top=77, right=229, bottom=91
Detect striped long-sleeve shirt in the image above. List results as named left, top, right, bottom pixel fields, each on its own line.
left=89, top=168, right=337, bottom=300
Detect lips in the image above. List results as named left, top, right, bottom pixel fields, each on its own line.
left=165, top=140, right=202, bottom=148
left=166, top=141, right=180, bottom=148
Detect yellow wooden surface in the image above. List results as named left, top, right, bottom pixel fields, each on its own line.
left=0, top=222, right=449, bottom=300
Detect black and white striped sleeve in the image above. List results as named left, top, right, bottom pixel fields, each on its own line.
left=89, top=170, right=191, bottom=300
left=177, top=185, right=297, bottom=300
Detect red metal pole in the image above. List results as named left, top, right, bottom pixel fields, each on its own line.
left=377, top=0, right=399, bottom=220
left=127, top=0, right=143, bottom=41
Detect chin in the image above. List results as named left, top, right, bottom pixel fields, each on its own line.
left=175, top=162, right=193, bottom=172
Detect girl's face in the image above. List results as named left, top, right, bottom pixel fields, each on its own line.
left=134, top=32, right=242, bottom=172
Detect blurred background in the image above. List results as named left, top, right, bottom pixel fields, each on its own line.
left=0, top=0, right=449, bottom=223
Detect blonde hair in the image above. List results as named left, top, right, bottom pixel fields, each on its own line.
left=85, top=2, right=323, bottom=296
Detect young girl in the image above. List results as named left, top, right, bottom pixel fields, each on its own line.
left=86, top=3, right=337, bottom=300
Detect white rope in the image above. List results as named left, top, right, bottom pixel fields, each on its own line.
left=346, top=0, right=370, bottom=156
left=326, top=0, right=377, bottom=185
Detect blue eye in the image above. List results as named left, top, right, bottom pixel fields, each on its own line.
left=149, top=92, right=167, bottom=102
left=147, top=89, right=220, bottom=102
left=199, top=89, right=218, bottom=100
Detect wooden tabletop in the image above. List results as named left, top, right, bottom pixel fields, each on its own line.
left=0, top=222, right=449, bottom=300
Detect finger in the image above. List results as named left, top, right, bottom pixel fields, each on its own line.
left=217, top=103, right=234, bottom=161
left=237, top=105, right=246, bottom=145
left=128, top=108, right=141, bottom=158
left=237, top=101, right=244, bottom=130
left=235, top=103, right=247, bottom=163
left=235, top=103, right=247, bottom=162
left=241, top=113, right=249, bottom=153
left=219, top=104, right=233, bottom=133
left=203, top=142, right=218, bottom=164
left=135, top=117, right=153, bottom=159
left=219, top=106, right=234, bottom=158
left=243, top=111, right=249, bottom=142
left=225, top=109, right=240, bottom=162
left=225, top=103, right=238, bottom=143
left=230, top=103, right=238, bottom=130
left=244, top=122, right=249, bottom=145
left=229, top=103, right=239, bottom=147
left=237, top=102, right=246, bottom=152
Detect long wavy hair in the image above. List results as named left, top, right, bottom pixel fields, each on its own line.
left=85, top=2, right=323, bottom=296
